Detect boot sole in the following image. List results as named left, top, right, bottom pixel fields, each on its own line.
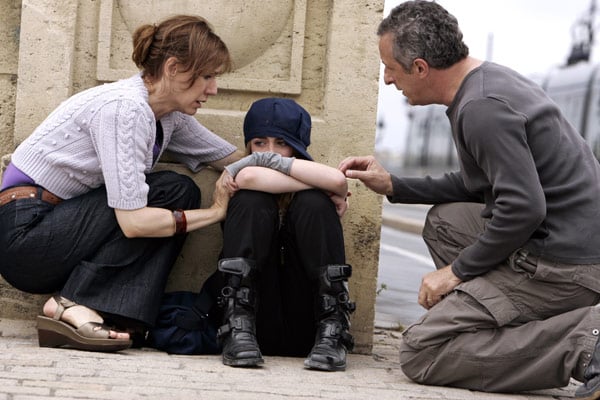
left=223, top=356, right=264, bottom=367
left=304, top=358, right=346, bottom=371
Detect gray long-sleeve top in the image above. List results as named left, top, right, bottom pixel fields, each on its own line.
left=389, top=62, right=600, bottom=281
left=11, top=74, right=236, bottom=210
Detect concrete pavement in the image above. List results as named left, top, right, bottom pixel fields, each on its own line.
left=0, top=318, right=578, bottom=400
left=0, top=210, right=582, bottom=399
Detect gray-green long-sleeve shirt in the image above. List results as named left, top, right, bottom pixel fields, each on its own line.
left=389, top=62, right=600, bottom=280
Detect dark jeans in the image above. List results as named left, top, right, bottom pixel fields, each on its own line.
left=0, top=171, right=200, bottom=326
left=218, top=189, right=346, bottom=357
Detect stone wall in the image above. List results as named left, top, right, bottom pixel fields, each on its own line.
left=0, top=0, right=21, bottom=158
left=0, top=0, right=384, bottom=354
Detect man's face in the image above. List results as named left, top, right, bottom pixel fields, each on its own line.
left=378, top=33, right=422, bottom=105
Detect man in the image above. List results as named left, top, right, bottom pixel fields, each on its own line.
left=338, top=1, right=600, bottom=397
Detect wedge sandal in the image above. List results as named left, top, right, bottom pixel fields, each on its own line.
left=37, top=296, right=132, bottom=352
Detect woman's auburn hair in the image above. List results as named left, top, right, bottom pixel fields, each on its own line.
left=132, top=14, right=232, bottom=85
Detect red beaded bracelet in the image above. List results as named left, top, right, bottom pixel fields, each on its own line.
left=172, top=209, right=187, bottom=235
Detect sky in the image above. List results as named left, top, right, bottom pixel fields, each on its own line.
left=376, top=0, right=600, bottom=153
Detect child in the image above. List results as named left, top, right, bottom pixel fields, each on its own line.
left=217, top=98, right=355, bottom=371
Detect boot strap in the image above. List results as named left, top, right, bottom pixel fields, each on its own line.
left=217, top=315, right=256, bottom=338
left=319, top=293, right=356, bottom=314
left=341, top=331, right=355, bottom=351
left=235, top=287, right=254, bottom=307
left=218, top=286, right=255, bottom=307
left=318, top=319, right=355, bottom=351
left=325, top=264, right=352, bottom=281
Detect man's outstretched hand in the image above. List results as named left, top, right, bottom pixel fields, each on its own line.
left=338, top=155, right=393, bottom=196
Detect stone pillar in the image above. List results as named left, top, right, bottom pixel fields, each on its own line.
left=0, top=0, right=22, bottom=157
left=14, top=0, right=79, bottom=143
left=1, top=0, right=383, bottom=354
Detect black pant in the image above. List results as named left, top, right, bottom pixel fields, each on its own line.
left=0, top=171, right=200, bottom=326
left=219, top=189, right=346, bottom=356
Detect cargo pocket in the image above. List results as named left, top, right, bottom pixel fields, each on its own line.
left=573, top=264, right=600, bottom=294
left=455, top=276, right=521, bottom=327
left=402, top=274, right=522, bottom=351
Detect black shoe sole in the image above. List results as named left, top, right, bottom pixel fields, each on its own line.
left=304, top=358, right=346, bottom=371
left=223, top=356, right=264, bottom=367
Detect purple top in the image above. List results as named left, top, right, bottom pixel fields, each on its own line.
left=1, top=162, right=35, bottom=190
left=2, top=121, right=161, bottom=191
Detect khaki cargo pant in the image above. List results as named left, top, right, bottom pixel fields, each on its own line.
left=400, top=202, right=600, bottom=393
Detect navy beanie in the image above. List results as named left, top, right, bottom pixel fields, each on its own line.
left=243, top=98, right=313, bottom=160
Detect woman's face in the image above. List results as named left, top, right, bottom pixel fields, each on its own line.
left=249, top=137, right=294, bottom=157
left=169, top=69, right=219, bottom=115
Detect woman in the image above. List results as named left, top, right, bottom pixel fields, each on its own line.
left=0, top=15, right=242, bottom=352
left=216, top=98, right=355, bottom=371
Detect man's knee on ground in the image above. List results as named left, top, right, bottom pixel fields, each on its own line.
left=399, top=338, right=436, bottom=384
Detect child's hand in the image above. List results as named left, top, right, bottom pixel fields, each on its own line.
left=221, top=170, right=239, bottom=194
left=329, top=192, right=350, bottom=217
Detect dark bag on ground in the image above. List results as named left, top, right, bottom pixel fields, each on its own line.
left=146, top=285, right=221, bottom=355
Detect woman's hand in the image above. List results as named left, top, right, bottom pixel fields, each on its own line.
left=212, top=171, right=235, bottom=219
left=222, top=170, right=239, bottom=193
left=115, top=171, right=237, bottom=238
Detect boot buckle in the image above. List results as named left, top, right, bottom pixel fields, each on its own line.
left=235, top=287, right=255, bottom=307
left=319, top=294, right=337, bottom=313
left=220, top=286, right=235, bottom=298
left=217, top=324, right=231, bottom=339
left=230, top=316, right=255, bottom=332
left=326, top=264, right=352, bottom=281
left=218, top=257, right=255, bottom=276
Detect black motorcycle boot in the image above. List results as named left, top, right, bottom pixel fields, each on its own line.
left=304, top=264, right=356, bottom=371
left=216, top=257, right=264, bottom=367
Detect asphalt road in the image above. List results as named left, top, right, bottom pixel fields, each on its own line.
left=375, top=202, right=433, bottom=329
